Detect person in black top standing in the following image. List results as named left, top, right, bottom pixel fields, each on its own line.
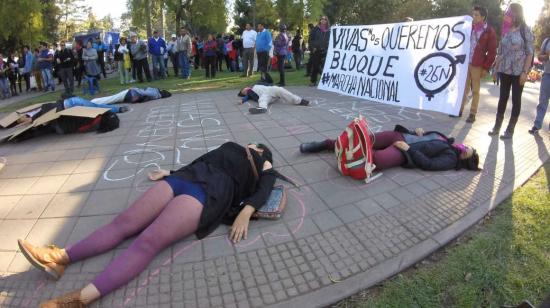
left=55, top=40, right=75, bottom=95
left=309, top=16, right=330, bottom=86
left=292, top=30, right=302, bottom=70
left=6, top=53, right=18, bottom=96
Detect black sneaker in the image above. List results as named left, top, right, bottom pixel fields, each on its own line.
left=465, top=114, right=476, bottom=123
left=249, top=107, right=267, bottom=114
left=300, top=141, right=328, bottom=153
left=299, top=99, right=310, bottom=106
left=528, top=126, right=539, bottom=134
left=119, top=106, right=130, bottom=113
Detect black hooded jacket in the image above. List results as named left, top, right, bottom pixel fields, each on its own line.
left=394, top=125, right=460, bottom=171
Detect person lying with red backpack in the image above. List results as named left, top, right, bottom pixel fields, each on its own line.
left=300, top=123, right=480, bottom=174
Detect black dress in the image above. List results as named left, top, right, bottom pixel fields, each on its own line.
left=170, top=142, right=276, bottom=239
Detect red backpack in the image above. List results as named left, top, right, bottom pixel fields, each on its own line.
left=335, top=116, right=379, bottom=183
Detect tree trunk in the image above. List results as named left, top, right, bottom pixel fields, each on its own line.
left=145, top=0, right=152, bottom=38
left=160, top=3, right=165, bottom=38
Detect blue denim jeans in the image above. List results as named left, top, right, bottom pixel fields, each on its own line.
left=178, top=52, right=190, bottom=78
left=64, top=96, right=121, bottom=113
left=534, top=73, right=550, bottom=129
left=41, top=68, right=55, bottom=91
left=132, top=87, right=161, bottom=99
left=0, top=78, right=9, bottom=98
left=151, top=54, right=166, bottom=78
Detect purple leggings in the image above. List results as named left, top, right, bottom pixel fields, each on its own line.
left=327, top=131, right=405, bottom=170
left=65, top=181, right=203, bottom=296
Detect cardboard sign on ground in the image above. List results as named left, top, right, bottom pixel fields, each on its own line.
left=2, top=106, right=111, bottom=142
left=57, top=106, right=110, bottom=118
left=0, top=103, right=47, bottom=128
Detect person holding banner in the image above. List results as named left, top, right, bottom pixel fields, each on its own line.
left=309, top=16, right=330, bottom=87
left=489, top=3, right=534, bottom=139
left=454, top=6, right=497, bottom=123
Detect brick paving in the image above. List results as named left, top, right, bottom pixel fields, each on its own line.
left=0, top=82, right=548, bottom=307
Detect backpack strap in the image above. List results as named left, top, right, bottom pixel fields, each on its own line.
left=245, top=146, right=259, bottom=181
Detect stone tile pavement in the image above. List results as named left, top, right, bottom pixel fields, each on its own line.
left=0, top=82, right=548, bottom=307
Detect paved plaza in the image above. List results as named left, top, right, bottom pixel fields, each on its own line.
left=0, top=82, right=548, bottom=307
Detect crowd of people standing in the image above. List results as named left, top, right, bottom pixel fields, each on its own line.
left=0, top=17, right=332, bottom=101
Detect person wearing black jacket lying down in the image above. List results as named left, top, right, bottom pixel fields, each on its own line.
left=300, top=125, right=481, bottom=171
left=18, top=142, right=283, bottom=307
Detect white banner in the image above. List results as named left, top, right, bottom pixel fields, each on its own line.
left=317, top=16, right=472, bottom=115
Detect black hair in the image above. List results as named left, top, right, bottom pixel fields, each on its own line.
left=160, top=89, right=171, bottom=98
left=456, top=149, right=481, bottom=171
left=256, top=143, right=272, bottom=163
left=473, top=6, right=488, bottom=21
left=509, top=3, right=525, bottom=27
left=238, top=87, right=248, bottom=97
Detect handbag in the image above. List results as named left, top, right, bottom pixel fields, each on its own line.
left=252, top=185, right=287, bottom=219
left=245, top=147, right=287, bottom=220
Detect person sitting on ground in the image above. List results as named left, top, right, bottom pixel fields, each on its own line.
left=238, top=84, right=310, bottom=114
left=18, top=141, right=285, bottom=307
left=16, top=94, right=129, bottom=126
left=300, top=125, right=480, bottom=171
left=90, top=87, right=171, bottom=105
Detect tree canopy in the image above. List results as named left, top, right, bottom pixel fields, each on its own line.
left=2, top=0, right=548, bottom=54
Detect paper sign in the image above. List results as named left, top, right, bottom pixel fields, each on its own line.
left=317, top=16, right=472, bottom=115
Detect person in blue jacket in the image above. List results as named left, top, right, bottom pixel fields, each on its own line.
left=148, top=30, right=167, bottom=79
left=255, top=23, right=272, bottom=82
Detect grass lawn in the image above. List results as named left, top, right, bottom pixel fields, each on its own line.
left=335, top=162, right=550, bottom=308
left=0, top=67, right=312, bottom=112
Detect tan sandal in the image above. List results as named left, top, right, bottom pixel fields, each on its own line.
left=18, top=239, right=68, bottom=280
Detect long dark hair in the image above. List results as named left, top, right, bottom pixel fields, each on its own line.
left=256, top=143, right=298, bottom=187
left=456, top=149, right=481, bottom=171
left=509, top=3, right=525, bottom=28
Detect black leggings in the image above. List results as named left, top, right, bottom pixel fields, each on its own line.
left=310, top=50, right=327, bottom=84
left=497, top=73, right=524, bottom=118
left=204, top=55, right=216, bottom=78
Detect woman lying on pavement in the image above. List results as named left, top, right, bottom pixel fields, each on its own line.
left=300, top=124, right=481, bottom=171
left=18, top=141, right=282, bottom=308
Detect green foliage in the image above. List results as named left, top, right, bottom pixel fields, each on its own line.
left=233, top=0, right=278, bottom=30
left=534, top=0, right=550, bottom=49
left=0, top=0, right=59, bottom=53
left=56, top=0, right=86, bottom=41
left=337, top=163, right=550, bottom=307
left=392, top=0, right=435, bottom=22
left=188, top=0, right=228, bottom=36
